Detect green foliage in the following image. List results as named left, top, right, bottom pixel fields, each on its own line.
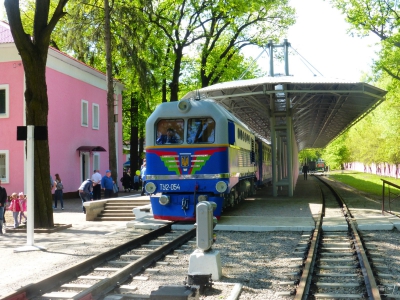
left=330, top=0, right=400, bottom=81
left=298, top=148, right=322, bottom=164
left=50, top=0, right=296, bottom=141
left=329, top=171, right=400, bottom=198
left=322, top=134, right=350, bottom=170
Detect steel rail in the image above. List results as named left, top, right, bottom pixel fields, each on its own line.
left=317, top=176, right=381, bottom=300
left=294, top=185, right=323, bottom=300
left=75, top=228, right=196, bottom=299
left=1, top=224, right=176, bottom=300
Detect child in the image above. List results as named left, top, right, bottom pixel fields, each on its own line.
left=18, top=192, right=27, bottom=224
left=8, top=193, right=21, bottom=228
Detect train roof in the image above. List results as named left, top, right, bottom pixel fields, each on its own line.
left=183, top=76, right=387, bottom=150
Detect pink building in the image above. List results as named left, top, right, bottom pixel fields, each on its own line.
left=0, top=22, right=124, bottom=197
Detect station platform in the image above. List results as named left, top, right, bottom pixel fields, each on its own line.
left=129, top=175, right=400, bottom=232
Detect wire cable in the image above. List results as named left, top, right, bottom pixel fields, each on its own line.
left=290, top=46, right=324, bottom=76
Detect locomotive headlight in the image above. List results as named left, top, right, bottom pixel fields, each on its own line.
left=177, top=99, right=191, bottom=113
left=215, top=181, right=228, bottom=193
left=145, top=182, right=156, bottom=194
left=198, top=195, right=208, bottom=202
left=159, top=195, right=170, bottom=205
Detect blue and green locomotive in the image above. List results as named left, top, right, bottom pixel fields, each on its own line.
left=144, top=98, right=272, bottom=221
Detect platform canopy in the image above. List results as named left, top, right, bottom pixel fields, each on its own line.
left=183, top=76, right=387, bottom=150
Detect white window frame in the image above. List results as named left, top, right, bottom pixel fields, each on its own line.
left=81, top=100, right=89, bottom=127
left=93, top=153, right=100, bottom=171
left=0, top=150, right=9, bottom=183
left=92, top=103, right=99, bottom=130
left=0, top=84, right=10, bottom=118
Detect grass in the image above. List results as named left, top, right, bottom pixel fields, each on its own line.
left=328, top=170, right=400, bottom=198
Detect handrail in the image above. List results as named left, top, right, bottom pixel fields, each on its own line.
left=381, top=179, right=400, bottom=214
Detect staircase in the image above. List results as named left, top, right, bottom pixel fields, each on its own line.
left=94, top=199, right=150, bottom=221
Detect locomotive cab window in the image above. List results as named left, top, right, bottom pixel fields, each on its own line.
left=156, top=119, right=184, bottom=144
left=187, top=118, right=215, bottom=143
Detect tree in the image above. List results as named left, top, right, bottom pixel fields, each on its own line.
left=322, top=134, right=350, bottom=170
left=4, top=0, right=69, bottom=228
left=198, top=0, right=294, bottom=87
left=144, top=0, right=295, bottom=100
left=104, top=0, right=117, bottom=181
left=330, top=0, right=400, bottom=81
left=298, top=148, right=322, bottom=165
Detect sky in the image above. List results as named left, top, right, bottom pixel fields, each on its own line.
left=248, top=0, right=381, bottom=81
left=0, top=0, right=380, bottom=81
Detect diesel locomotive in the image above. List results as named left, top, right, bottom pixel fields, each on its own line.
left=144, top=98, right=272, bottom=221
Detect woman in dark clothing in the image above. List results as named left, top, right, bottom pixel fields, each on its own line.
left=120, top=171, right=132, bottom=192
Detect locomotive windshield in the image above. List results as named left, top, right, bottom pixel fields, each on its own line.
left=156, top=119, right=184, bottom=144
left=187, top=118, right=215, bottom=143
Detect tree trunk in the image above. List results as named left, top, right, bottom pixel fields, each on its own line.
left=130, top=93, right=139, bottom=173
left=104, top=0, right=117, bottom=181
left=169, top=47, right=183, bottom=102
left=25, top=55, right=54, bottom=228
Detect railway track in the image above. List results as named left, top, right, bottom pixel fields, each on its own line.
left=295, top=175, right=382, bottom=300
left=2, top=224, right=196, bottom=300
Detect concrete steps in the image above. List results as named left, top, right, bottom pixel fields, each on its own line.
left=94, top=199, right=150, bottom=222
left=94, top=216, right=136, bottom=221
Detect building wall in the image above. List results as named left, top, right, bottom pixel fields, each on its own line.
left=47, top=67, right=110, bottom=192
left=0, top=59, right=25, bottom=194
left=0, top=42, right=124, bottom=196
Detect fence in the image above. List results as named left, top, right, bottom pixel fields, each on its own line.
left=381, top=179, right=400, bottom=214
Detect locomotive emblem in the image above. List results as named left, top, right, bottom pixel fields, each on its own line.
left=180, top=153, right=191, bottom=171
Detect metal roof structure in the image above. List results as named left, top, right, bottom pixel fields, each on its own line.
left=183, top=76, right=387, bottom=150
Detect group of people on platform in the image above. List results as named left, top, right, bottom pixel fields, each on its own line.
left=119, top=161, right=146, bottom=196
left=0, top=179, right=27, bottom=233
left=78, top=169, right=117, bottom=214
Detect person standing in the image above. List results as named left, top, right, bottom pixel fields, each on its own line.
left=302, top=164, right=309, bottom=180
left=8, top=192, right=21, bottom=228
left=101, top=170, right=114, bottom=199
left=53, top=173, right=64, bottom=210
left=18, top=192, right=27, bottom=223
left=78, top=178, right=93, bottom=214
left=0, top=179, right=7, bottom=234
left=91, top=169, right=102, bottom=200
left=120, top=171, right=132, bottom=192
left=140, top=163, right=147, bottom=196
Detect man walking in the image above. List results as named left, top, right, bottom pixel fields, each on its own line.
left=91, top=170, right=102, bottom=200
left=0, top=179, right=7, bottom=234
left=101, top=170, right=114, bottom=199
left=302, top=164, right=309, bottom=180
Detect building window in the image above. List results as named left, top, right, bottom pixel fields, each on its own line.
left=93, top=153, right=100, bottom=171
left=0, top=85, right=9, bottom=118
left=92, top=103, right=99, bottom=129
left=81, top=100, right=88, bottom=127
left=0, top=150, right=9, bottom=183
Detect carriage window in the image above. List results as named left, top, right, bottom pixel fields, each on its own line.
left=156, top=119, right=183, bottom=144
left=187, top=118, right=215, bottom=143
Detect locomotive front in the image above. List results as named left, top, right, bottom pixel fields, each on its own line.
left=144, top=99, right=232, bottom=221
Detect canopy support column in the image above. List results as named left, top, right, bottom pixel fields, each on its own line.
left=270, top=83, right=296, bottom=196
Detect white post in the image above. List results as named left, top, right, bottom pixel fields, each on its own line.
left=26, top=125, right=34, bottom=245
left=15, top=125, right=45, bottom=252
